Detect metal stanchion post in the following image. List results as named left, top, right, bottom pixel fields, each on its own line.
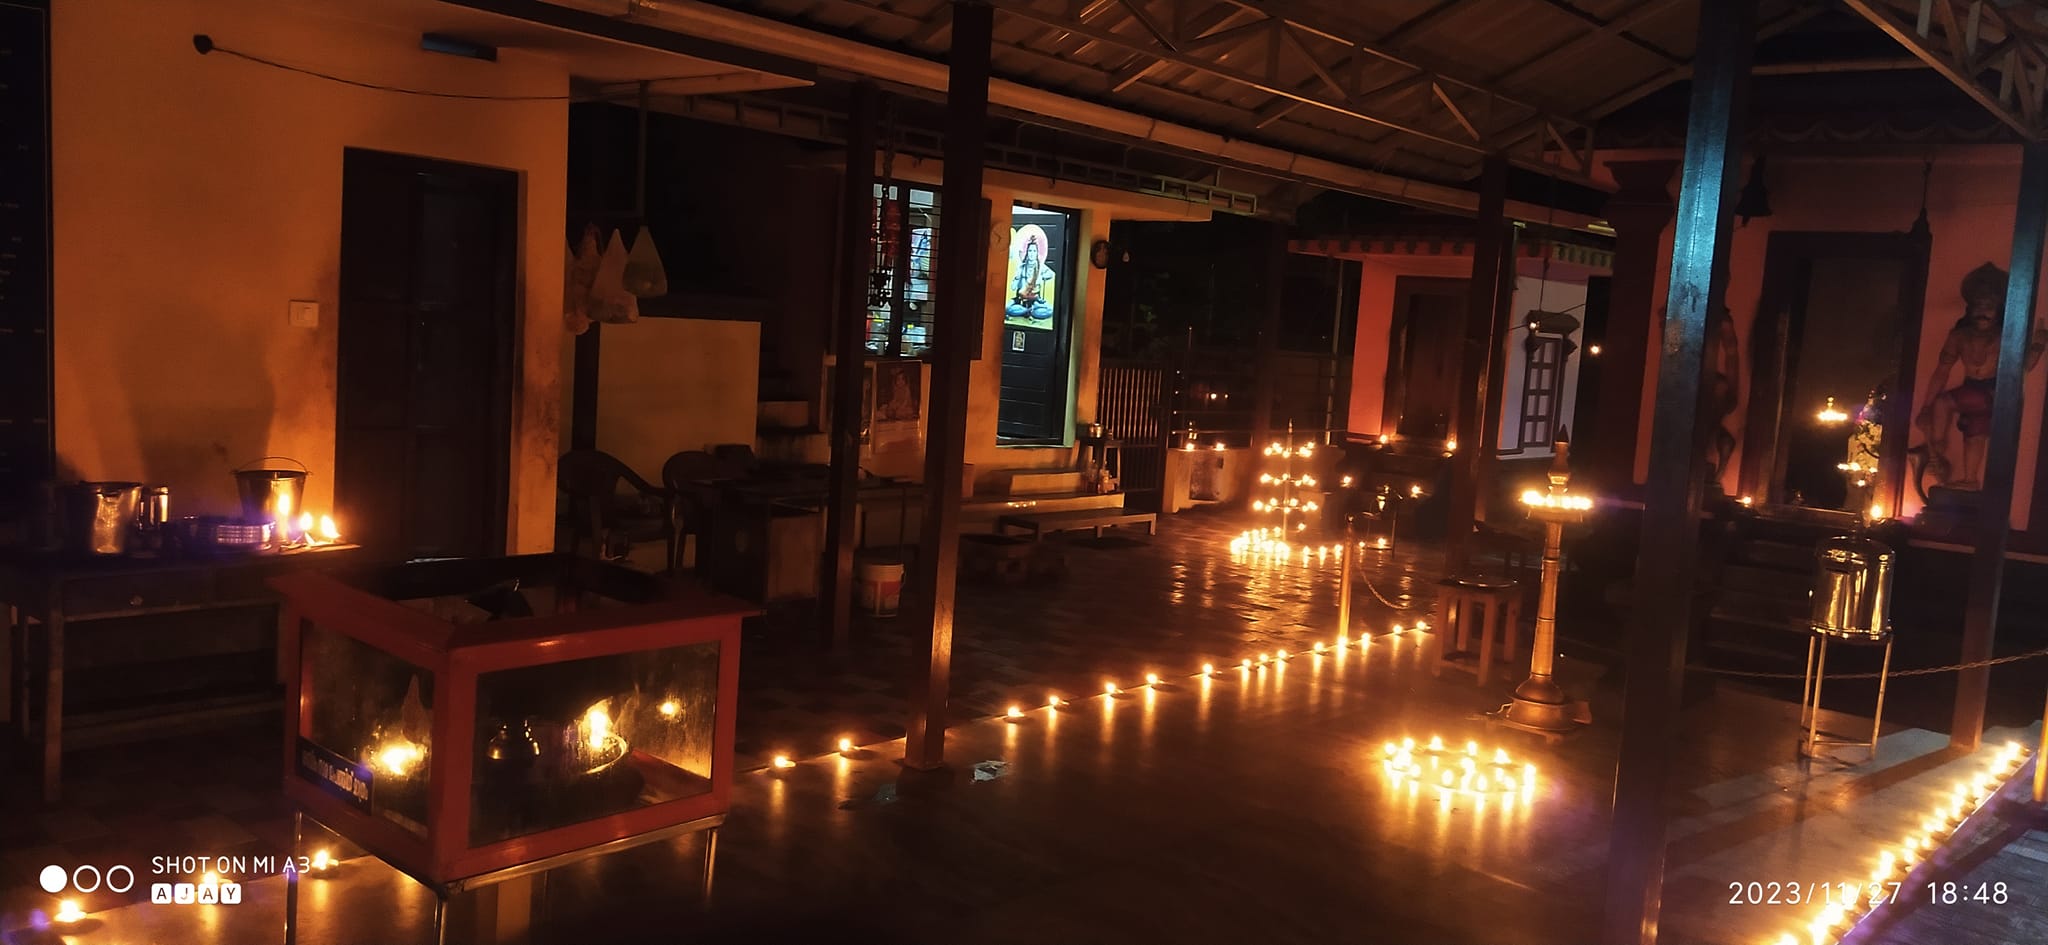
left=1338, top=514, right=1354, bottom=640
left=2036, top=686, right=2047, bottom=804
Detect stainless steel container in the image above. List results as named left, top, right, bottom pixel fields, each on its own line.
left=60, top=481, right=142, bottom=556
left=234, top=457, right=308, bottom=527
left=1810, top=536, right=1893, bottom=640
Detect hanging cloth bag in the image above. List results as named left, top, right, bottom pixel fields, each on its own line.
left=622, top=225, right=669, bottom=299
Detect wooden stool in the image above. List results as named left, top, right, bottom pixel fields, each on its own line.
left=1431, top=577, right=1522, bottom=686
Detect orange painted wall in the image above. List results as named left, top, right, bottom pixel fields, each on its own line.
left=1346, top=255, right=1587, bottom=455
left=50, top=0, right=568, bottom=551
left=1348, top=256, right=1475, bottom=436
left=1617, top=147, right=2047, bottom=528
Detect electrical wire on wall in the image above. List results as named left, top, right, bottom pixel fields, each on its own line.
left=190, top=34, right=703, bottom=105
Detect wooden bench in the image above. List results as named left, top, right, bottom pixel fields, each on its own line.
left=995, top=508, right=1158, bottom=540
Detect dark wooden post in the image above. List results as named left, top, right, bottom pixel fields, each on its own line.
left=1252, top=223, right=1286, bottom=450
left=1951, top=142, right=2048, bottom=750
left=1473, top=221, right=1521, bottom=523
left=1445, top=154, right=1509, bottom=574
left=1601, top=2, right=1753, bottom=943
left=1587, top=161, right=1679, bottom=493
left=823, top=81, right=878, bottom=652
left=570, top=329, right=600, bottom=451
left=904, top=0, right=991, bottom=771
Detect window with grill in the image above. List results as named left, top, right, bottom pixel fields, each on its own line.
left=1519, top=336, right=1564, bottom=447
left=866, top=182, right=939, bottom=358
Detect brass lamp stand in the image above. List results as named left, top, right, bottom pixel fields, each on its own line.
left=1498, top=437, right=1592, bottom=736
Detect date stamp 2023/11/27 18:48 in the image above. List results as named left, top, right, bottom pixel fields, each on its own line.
left=1726, top=880, right=2011, bottom=908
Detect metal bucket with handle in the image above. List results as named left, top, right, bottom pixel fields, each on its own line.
left=234, top=457, right=308, bottom=528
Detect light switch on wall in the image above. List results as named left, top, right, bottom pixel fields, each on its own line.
left=288, top=300, right=319, bottom=328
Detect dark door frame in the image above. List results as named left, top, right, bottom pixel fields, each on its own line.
left=1382, top=275, right=1469, bottom=439
left=1739, top=230, right=1930, bottom=514
left=336, top=147, right=517, bottom=558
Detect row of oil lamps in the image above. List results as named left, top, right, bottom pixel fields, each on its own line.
left=1776, top=741, right=2031, bottom=945
left=753, top=619, right=1523, bottom=787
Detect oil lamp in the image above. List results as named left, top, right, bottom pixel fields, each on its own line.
left=1499, top=431, right=1592, bottom=735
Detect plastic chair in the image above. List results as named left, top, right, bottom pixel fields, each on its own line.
left=661, top=450, right=723, bottom=573
left=557, top=450, right=672, bottom=568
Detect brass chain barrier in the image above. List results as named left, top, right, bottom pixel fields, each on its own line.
left=1344, top=555, right=2048, bottom=680
left=1685, top=645, right=2048, bottom=680
left=1351, top=556, right=1418, bottom=611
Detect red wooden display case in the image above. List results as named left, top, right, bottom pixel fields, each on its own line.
left=272, top=555, right=750, bottom=886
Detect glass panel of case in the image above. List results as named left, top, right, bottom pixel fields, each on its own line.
left=298, top=625, right=435, bottom=837
left=469, top=640, right=719, bottom=846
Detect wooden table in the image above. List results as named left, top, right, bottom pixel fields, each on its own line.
left=2, top=544, right=364, bottom=802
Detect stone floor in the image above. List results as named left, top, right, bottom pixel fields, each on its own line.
left=2, top=508, right=2044, bottom=945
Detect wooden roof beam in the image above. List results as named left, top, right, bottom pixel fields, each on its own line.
left=1841, top=0, right=2043, bottom=138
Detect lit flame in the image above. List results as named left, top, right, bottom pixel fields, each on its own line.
left=55, top=900, right=83, bottom=923
left=311, top=848, right=332, bottom=871
left=1817, top=397, right=1849, bottom=424
left=1521, top=489, right=1594, bottom=511
left=659, top=699, right=680, bottom=718
left=583, top=704, right=613, bottom=751
left=1007, top=705, right=1023, bottom=719
left=771, top=755, right=794, bottom=769
left=375, top=739, right=423, bottom=777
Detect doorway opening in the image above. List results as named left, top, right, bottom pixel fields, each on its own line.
left=336, top=149, right=517, bottom=560
left=1742, top=232, right=1928, bottom=515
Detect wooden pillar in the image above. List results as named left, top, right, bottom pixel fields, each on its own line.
left=1473, top=222, right=1521, bottom=523
left=1588, top=161, right=1679, bottom=493
left=903, top=0, right=991, bottom=771
left=1445, top=154, right=1509, bottom=574
left=1601, top=2, right=1753, bottom=943
left=570, top=328, right=600, bottom=451
left=823, top=81, right=878, bottom=652
left=1951, top=142, right=2048, bottom=750
left=1252, top=223, right=1286, bottom=450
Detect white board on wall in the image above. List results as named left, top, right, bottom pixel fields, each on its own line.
left=596, top=318, right=760, bottom=483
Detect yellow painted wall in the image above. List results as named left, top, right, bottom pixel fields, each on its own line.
left=590, top=319, right=760, bottom=484
left=871, top=152, right=1182, bottom=494
left=963, top=198, right=1110, bottom=482
left=50, top=0, right=567, bottom=551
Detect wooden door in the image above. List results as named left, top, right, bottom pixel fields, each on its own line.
left=1384, top=277, right=1468, bottom=441
left=336, top=150, right=515, bottom=559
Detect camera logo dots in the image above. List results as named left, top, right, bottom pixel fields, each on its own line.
left=40, top=864, right=135, bottom=894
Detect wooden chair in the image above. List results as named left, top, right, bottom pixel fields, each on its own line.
left=557, top=450, right=673, bottom=569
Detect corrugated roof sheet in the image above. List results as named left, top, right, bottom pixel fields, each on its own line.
left=721, top=0, right=1815, bottom=188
